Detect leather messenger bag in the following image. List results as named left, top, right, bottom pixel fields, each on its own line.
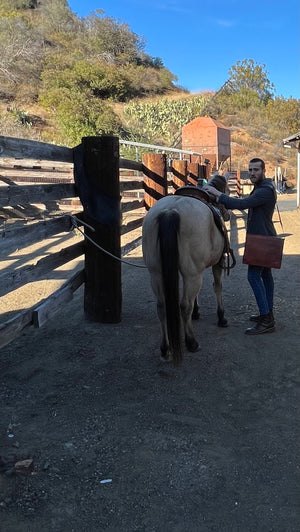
left=243, top=234, right=284, bottom=269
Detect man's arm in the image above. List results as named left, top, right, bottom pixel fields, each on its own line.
left=203, top=185, right=272, bottom=210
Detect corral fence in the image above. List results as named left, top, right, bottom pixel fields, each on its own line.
left=0, top=134, right=218, bottom=349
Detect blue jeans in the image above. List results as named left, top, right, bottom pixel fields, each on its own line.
left=247, top=265, right=274, bottom=315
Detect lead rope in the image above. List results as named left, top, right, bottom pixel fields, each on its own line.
left=70, top=215, right=147, bottom=269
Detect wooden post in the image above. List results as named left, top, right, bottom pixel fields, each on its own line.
left=171, top=159, right=187, bottom=191
left=199, top=165, right=208, bottom=181
left=187, top=162, right=200, bottom=185
left=142, top=153, right=168, bottom=210
left=81, top=136, right=121, bottom=323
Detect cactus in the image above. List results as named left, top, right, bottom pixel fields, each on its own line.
left=123, top=94, right=209, bottom=144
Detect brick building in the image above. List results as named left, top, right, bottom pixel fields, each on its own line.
left=182, top=116, right=231, bottom=173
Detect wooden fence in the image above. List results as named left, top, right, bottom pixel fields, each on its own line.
left=0, top=135, right=209, bottom=349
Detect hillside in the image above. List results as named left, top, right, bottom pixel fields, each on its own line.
left=222, top=121, right=296, bottom=181
left=0, top=96, right=297, bottom=185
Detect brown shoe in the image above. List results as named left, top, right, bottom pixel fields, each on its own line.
left=245, top=314, right=275, bottom=335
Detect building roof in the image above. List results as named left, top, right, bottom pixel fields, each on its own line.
left=182, top=116, right=229, bottom=130
left=282, top=131, right=300, bottom=147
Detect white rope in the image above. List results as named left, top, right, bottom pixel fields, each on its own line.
left=70, top=215, right=147, bottom=269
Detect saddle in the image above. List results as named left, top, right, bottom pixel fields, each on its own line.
left=174, top=185, right=236, bottom=274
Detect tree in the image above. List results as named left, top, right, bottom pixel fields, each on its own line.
left=39, top=0, right=79, bottom=38
left=228, top=59, right=274, bottom=103
left=265, top=97, right=300, bottom=136
left=84, top=10, right=144, bottom=64
left=0, top=14, right=44, bottom=99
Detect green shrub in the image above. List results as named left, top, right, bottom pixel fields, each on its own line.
left=40, top=87, right=122, bottom=145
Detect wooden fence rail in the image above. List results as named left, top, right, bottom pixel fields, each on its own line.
left=0, top=135, right=204, bottom=348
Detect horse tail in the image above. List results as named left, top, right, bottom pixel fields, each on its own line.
left=157, top=210, right=182, bottom=365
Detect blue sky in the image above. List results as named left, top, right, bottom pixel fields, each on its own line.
left=68, top=0, right=299, bottom=99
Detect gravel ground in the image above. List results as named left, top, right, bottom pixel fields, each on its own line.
left=0, top=206, right=299, bottom=532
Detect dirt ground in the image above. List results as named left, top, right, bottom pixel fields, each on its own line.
left=0, top=203, right=299, bottom=532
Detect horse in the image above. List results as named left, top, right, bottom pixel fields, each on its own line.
left=142, top=174, right=233, bottom=365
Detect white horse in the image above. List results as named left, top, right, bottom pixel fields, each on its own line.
left=142, top=177, right=233, bottom=364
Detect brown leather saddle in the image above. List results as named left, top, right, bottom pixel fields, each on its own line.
left=174, top=185, right=211, bottom=203
left=174, top=185, right=236, bottom=273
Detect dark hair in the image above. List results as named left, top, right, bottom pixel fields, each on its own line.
left=249, top=158, right=265, bottom=170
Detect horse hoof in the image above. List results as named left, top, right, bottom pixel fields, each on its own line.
left=190, top=343, right=201, bottom=353
left=160, top=350, right=172, bottom=363
left=160, top=355, right=171, bottom=363
left=193, top=345, right=201, bottom=353
left=186, top=340, right=200, bottom=353
left=218, top=319, right=228, bottom=328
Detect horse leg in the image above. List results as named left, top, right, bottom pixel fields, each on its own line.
left=212, top=263, right=228, bottom=327
left=181, top=275, right=203, bottom=352
left=192, top=297, right=200, bottom=320
left=150, top=275, right=172, bottom=362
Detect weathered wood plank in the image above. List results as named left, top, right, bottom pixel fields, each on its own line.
left=120, top=180, right=143, bottom=192
left=0, top=162, right=72, bottom=173
left=0, top=308, right=33, bottom=349
left=121, top=199, right=144, bottom=213
left=0, top=139, right=144, bottom=170
left=0, top=241, right=84, bottom=297
left=119, top=158, right=143, bottom=171
left=0, top=269, right=85, bottom=347
left=0, top=183, right=77, bottom=208
left=0, top=136, right=73, bottom=163
left=121, top=217, right=143, bottom=235
left=121, top=236, right=142, bottom=257
left=33, top=269, right=85, bottom=327
left=34, top=286, right=74, bottom=327
left=1, top=215, right=73, bottom=255
left=0, top=175, right=73, bottom=184
left=0, top=157, right=73, bottom=170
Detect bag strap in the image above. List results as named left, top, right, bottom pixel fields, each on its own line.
left=276, top=202, right=284, bottom=232
left=273, top=185, right=284, bottom=233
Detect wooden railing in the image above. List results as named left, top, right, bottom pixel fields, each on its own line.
left=0, top=135, right=205, bottom=348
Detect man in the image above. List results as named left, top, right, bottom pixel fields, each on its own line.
left=203, top=158, right=277, bottom=335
